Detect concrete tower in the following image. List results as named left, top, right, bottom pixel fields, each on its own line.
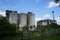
left=6, top=10, right=18, bottom=25
left=27, top=12, right=35, bottom=28
left=18, top=13, right=27, bottom=27
left=6, top=10, right=35, bottom=30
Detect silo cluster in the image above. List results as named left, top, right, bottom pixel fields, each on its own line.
left=6, top=10, right=35, bottom=28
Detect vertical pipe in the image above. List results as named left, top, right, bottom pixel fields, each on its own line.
left=52, top=11, right=54, bottom=20
left=59, top=16, right=60, bottom=18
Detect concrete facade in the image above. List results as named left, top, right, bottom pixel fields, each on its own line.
left=27, top=12, right=35, bottom=28
left=6, top=10, right=18, bottom=25
left=37, top=19, right=57, bottom=28
left=18, top=13, right=27, bottom=27
left=6, top=10, right=35, bottom=28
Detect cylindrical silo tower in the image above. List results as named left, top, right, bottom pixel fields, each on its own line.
left=6, top=10, right=18, bottom=25
left=18, top=13, right=27, bottom=27
left=27, top=12, right=35, bottom=28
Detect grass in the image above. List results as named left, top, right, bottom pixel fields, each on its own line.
left=1, top=35, right=60, bottom=40
left=45, top=35, right=60, bottom=40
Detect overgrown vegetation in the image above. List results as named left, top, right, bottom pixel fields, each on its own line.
left=0, top=16, right=19, bottom=40
left=0, top=16, right=60, bottom=40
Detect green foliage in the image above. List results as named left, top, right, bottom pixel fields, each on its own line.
left=57, top=25, right=60, bottom=28
left=0, top=16, right=19, bottom=32
left=0, top=16, right=60, bottom=40
left=10, top=23, right=19, bottom=32
left=43, top=23, right=58, bottom=29
left=22, top=26, right=29, bottom=31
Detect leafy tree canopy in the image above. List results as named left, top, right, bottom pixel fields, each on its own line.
left=0, top=16, right=19, bottom=32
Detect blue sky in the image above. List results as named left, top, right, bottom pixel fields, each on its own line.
left=0, top=0, right=60, bottom=25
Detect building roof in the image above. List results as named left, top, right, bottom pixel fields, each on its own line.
left=38, top=19, right=56, bottom=22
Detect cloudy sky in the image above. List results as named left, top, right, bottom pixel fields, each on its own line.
left=0, top=0, right=60, bottom=25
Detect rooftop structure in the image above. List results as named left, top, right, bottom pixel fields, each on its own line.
left=37, top=19, right=57, bottom=28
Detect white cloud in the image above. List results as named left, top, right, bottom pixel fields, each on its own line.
left=35, top=17, right=42, bottom=21
left=43, top=14, right=52, bottom=19
left=56, top=17, right=60, bottom=25
left=35, top=14, right=51, bottom=26
left=35, top=17, right=42, bottom=26
left=35, top=14, right=60, bottom=25
left=35, top=14, right=60, bottom=26
left=0, top=11, right=5, bottom=17
left=47, top=1, right=59, bottom=8
left=35, top=14, right=51, bottom=22
left=44, top=14, right=50, bottom=18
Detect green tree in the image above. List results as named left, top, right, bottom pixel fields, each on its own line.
left=22, top=26, right=29, bottom=31
left=22, top=26, right=31, bottom=40
left=0, top=16, right=19, bottom=32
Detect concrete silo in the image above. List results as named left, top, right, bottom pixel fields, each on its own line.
left=27, top=12, right=35, bottom=28
left=6, top=10, right=35, bottom=30
left=18, top=13, right=27, bottom=27
left=6, top=10, right=18, bottom=25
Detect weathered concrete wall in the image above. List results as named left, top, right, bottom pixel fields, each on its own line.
left=37, top=19, right=57, bottom=28
left=27, top=12, right=35, bottom=27
left=19, top=13, right=27, bottom=27
left=6, top=10, right=18, bottom=25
